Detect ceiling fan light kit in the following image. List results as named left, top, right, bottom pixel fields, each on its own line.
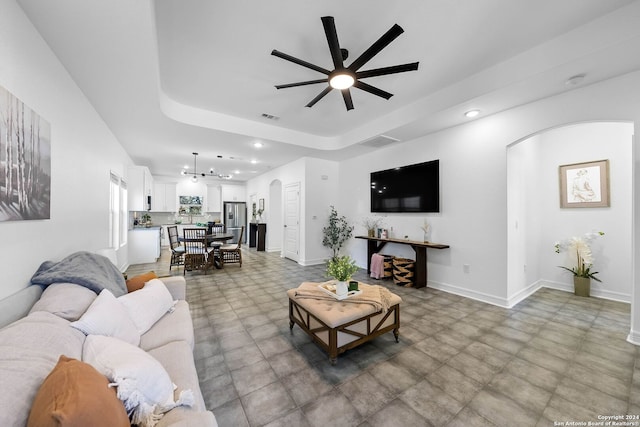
left=272, top=16, right=419, bottom=111
left=329, top=70, right=356, bottom=89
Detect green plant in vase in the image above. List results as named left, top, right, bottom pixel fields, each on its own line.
left=322, top=205, right=354, bottom=260
left=361, top=216, right=384, bottom=238
left=326, top=255, right=359, bottom=296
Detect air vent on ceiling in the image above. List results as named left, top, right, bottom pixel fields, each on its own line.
left=359, top=134, right=400, bottom=148
left=261, top=113, right=280, bottom=120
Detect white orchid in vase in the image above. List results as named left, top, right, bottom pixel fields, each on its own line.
left=420, top=219, right=431, bottom=242
left=554, top=231, right=605, bottom=282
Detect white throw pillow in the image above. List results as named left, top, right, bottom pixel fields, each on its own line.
left=83, top=335, right=193, bottom=427
left=118, top=279, right=175, bottom=335
left=70, top=289, right=140, bottom=346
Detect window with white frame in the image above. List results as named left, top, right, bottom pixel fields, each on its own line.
left=109, top=172, right=127, bottom=249
left=119, top=179, right=127, bottom=247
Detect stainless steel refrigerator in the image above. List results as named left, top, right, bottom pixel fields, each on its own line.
left=223, top=202, right=247, bottom=244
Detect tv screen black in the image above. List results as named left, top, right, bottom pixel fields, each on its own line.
left=370, top=160, right=439, bottom=213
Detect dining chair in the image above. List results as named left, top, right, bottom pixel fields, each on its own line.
left=219, top=225, right=244, bottom=268
left=183, top=228, right=214, bottom=275
left=167, top=226, right=185, bottom=271
left=209, top=223, right=226, bottom=255
left=210, top=223, right=225, bottom=234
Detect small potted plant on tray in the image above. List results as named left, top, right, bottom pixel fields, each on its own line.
left=326, top=255, right=359, bottom=297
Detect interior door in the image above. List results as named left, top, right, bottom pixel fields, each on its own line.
left=284, top=182, right=300, bottom=262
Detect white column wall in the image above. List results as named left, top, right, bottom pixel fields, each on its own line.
left=0, top=0, right=134, bottom=299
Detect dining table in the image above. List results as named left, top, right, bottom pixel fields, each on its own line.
left=179, top=232, right=234, bottom=268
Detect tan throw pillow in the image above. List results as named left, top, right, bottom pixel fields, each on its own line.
left=125, top=271, right=158, bottom=293
left=27, top=355, right=129, bottom=427
left=29, top=283, right=97, bottom=321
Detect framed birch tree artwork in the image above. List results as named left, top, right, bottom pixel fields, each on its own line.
left=0, top=85, right=51, bottom=221
left=559, top=159, right=610, bottom=208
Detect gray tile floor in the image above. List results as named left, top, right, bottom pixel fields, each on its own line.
left=127, top=248, right=640, bottom=427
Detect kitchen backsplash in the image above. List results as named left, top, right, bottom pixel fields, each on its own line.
left=130, top=211, right=221, bottom=228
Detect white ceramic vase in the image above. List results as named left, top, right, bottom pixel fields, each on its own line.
left=335, top=281, right=349, bottom=297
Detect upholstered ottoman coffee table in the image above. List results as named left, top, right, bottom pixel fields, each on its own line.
left=287, top=281, right=402, bottom=364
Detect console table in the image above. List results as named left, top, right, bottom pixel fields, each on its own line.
left=249, top=223, right=267, bottom=251
left=355, top=235, right=450, bottom=288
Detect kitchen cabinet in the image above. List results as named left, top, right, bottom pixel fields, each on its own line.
left=128, top=166, right=153, bottom=211
left=221, top=184, right=245, bottom=203
left=206, top=185, right=221, bottom=212
left=128, top=227, right=161, bottom=264
left=152, top=183, right=177, bottom=212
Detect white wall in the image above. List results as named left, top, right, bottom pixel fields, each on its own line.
left=246, top=157, right=339, bottom=265
left=535, top=122, right=633, bottom=301
left=0, top=0, right=134, bottom=299
left=304, top=157, right=340, bottom=265
left=339, top=71, right=640, bottom=307
left=507, top=135, right=543, bottom=302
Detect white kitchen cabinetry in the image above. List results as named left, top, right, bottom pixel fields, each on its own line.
left=152, top=183, right=177, bottom=212
left=221, top=184, right=245, bottom=203
left=206, top=185, right=221, bottom=212
left=128, top=227, right=161, bottom=264
left=159, top=226, right=168, bottom=247
left=128, top=166, right=153, bottom=211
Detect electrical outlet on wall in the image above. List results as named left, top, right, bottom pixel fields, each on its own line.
left=463, top=264, right=470, bottom=273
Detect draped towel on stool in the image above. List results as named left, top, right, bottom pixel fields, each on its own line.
left=370, top=253, right=385, bottom=279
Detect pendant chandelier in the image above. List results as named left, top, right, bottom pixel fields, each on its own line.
left=181, top=152, right=231, bottom=182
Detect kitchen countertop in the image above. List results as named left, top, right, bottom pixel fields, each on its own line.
left=131, top=226, right=162, bottom=230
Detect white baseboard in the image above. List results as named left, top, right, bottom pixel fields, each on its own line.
left=298, top=258, right=326, bottom=267
left=540, top=280, right=631, bottom=303
left=627, top=330, right=640, bottom=346
left=428, top=278, right=630, bottom=308
left=428, top=280, right=512, bottom=308
left=506, top=280, right=544, bottom=308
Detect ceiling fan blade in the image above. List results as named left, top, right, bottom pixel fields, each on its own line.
left=275, top=79, right=328, bottom=89
left=271, top=49, right=331, bottom=75
left=341, top=89, right=354, bottom=111
left=306, top=86, right=333, bottom=108
left=321, top=16, right=345, bottom=69
left=356, top=62, right=419, bottom=79
left=353, top=80, right=393, bottom=100
left=348, top=24, right=404, bottom=72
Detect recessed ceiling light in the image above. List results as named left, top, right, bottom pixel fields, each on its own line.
left=253, top=142, right=263, bottom=148
left=251, top=159, right=258, bottom=164
left=464, top=109, right=480, bottom=118
left=234, top=170, right=240, bottom=174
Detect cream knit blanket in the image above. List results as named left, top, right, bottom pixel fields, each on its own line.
left=294, top=281, right=394, bottom=313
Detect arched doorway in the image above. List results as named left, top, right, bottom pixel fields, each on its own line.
left=506, top=121, right=633, bottom=305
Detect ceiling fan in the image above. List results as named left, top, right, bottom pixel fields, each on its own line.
left=271, top=16, right=419, bottom=111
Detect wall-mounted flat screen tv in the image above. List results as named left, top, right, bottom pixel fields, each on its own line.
left=370, top=160, right=439, bottom=213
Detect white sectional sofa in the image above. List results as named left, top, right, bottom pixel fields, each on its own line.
left=0, top=254, right=217, bottom=427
